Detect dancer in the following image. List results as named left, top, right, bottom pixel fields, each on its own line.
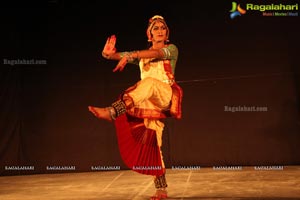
left=88, top=15, right=183, bottom=200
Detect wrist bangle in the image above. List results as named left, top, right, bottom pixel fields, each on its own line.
left=120, top=51, right=140, bottom=62
left=120, top=51, right=134, bottom=62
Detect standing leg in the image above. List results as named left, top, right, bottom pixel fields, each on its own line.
left=151, top=173, right=168, bottom=199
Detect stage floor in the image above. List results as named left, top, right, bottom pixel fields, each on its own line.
left=0, top=166, right=299, bottom=200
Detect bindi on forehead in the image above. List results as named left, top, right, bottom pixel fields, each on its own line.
left=153, top=21, right=165, bottom=26
left=152, top=22, right=166, bottom=29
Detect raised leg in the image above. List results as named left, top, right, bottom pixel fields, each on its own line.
left=88, top=99, right=126, bottom=122
left=88, top=106, right=114, bottom=122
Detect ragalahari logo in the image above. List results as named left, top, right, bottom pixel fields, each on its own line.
left=230, top=2, right=247, bottom=19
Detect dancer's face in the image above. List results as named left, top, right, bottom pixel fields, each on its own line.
left=150, top=21, right=168, bottom=43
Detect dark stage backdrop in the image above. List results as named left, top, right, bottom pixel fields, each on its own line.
left=1, top=1, right=300, bottom=175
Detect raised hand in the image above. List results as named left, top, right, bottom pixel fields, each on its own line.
left=102, top=35, right=116, bottom=58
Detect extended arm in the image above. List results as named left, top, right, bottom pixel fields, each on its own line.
left=101, top=35, right=177, bottom=72
left=103, top=49, right=166, bottom=72
left=102, top=48, right=166, bottom=61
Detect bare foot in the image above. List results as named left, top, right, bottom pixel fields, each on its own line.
left=88, top=106, right=112, bottom=122
left=150, top=189, right=168, bottom=200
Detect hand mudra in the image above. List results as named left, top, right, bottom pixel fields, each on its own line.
left=102, top=35, right=116, bottom=56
